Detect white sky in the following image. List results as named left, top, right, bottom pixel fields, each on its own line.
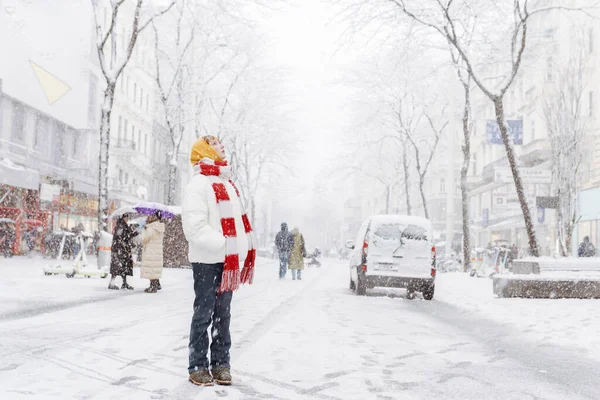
left=255, top=0, right=355, bottom=231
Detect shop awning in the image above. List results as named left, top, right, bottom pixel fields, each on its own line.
left=73, top=180, right=98, bottom=197
left=486, top=217, right=526, bottom=231
left=0, top=159, right=40, bottom=190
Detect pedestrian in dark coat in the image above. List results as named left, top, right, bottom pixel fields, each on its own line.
left=275, top=223, right=294, bottom=279
left=578, top=236, right=596, bottom=258
left=109, top=214, right=139, bottom=290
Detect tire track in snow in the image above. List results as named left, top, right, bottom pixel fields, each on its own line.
left=410, top=299, right=600, bottom=399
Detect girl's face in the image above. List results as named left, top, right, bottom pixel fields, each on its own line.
left=207, top=137, right=226, bottom=160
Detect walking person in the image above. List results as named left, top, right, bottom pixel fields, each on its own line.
left=141, top=211, right=165, bottom=293
left=0, top=223, right=15, bottom=258
left=289, top=228, right=307, bottom=280
left=108, top=214, right=139, bottom=290
left=578, top=236, right=596, bottom=258
left=275, top=223, right=294, bottom=279
left=182, top=135, right=256, bottom=387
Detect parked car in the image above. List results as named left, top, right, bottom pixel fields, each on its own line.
left=346, top=215, right=436, bottom=300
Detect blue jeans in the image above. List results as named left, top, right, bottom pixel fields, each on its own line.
left=188, top=263, right=232, bottom=373
left=291, top=269, right=302, bottom=280
left=279, top=256, right=289, bottom=279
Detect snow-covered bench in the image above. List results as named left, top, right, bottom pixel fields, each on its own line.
left=511, top=258, right=600, bottom=274
left=494, top=258, right=600, bottom=299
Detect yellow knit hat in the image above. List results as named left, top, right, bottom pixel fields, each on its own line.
left=190, top=136, right=223, bottom=164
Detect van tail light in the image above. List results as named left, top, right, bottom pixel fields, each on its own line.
left=361, top=265, right=367, bottom=272
left=431, top=246, right=437, bottom=277
left=361, top=240, right=369, bottom=265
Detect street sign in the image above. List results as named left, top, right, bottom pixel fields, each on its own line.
left=537, top=207, right=545, bottom=223
left=493, top=192, right=521, bottom=210
left=482, top=208, right=489, bottom=228
left=494, top=167, right=552, bottom=184
left=486, top=120, right=523, bottom=145
left=536, top=196, right=559, bottom=209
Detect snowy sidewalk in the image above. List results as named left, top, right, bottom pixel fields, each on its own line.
left=436, top=273, right=600, bottom=362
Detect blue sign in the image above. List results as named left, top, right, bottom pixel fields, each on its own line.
left=486, top=120, right=523, bottom=145
left=537, top=207, right=545, bottom=224
left=482, top=208, right=489, bottom=228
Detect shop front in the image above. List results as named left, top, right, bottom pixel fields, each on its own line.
left=40, top=181, right=99, bottom=233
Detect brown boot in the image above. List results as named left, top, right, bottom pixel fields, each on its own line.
left=189, top=369, right=213, bottom=386
left=145, top=280, right=158, bottom=293
left=211, top=367, right=232, bottom=386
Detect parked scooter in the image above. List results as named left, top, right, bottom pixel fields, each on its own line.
left=437, top=252, right=462, bottom=273
left=43, top=231, right=109, bottom=278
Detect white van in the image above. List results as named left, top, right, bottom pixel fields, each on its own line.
left=346, top=215, right=436, bottom=299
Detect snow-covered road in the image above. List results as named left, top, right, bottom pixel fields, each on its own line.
left=0, top=257, right=599, bottom=399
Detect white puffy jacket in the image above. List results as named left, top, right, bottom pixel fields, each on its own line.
left=141, top=221, right=165, bottom=280
left=182, top=174, right=249, bottom=266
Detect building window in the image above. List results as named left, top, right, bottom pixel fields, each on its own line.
left=590, top=27, right=594, bottom=54
left=134, top=83, right=137, bottom=103
left=11, top=102, right=25, bottom=141
left=117, top=116, right=122, bottom=142
left=144, top=134, right=148, bottom=155
left=34, top=113, right=46, bottom=149
left=137, top=131, right=141, bottom=151
left=146, top=94, right=150, bottom=111
left=140, top=88, right=144, bottom=108
left=546, top=56, right=553, bottom=81
left=531, top=119, right=536, bottom=141
left=72, top=134, right=78, bottom=157
left=120, top=75, right=125, bottom=92
left=125, top=172, right=129, bottom=184
left=119, top=169, right=123, bottom=184
left=131, top=124, right=135, bottom=143
left=123, top=119, right=128, bottom=143
left=87, top=76, right=98, bottom=127
left=590, top=91, right=594, bottom=117
left=440, top=178, right=446, bottom=194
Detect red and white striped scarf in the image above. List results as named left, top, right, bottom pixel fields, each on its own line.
left=195, top=158, right=256, bottom=292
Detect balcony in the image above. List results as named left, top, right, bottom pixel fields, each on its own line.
left=112, top=140, right=137, bottom=156
left=519, top=139, right=551, bottom=167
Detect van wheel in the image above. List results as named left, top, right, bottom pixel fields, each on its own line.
left=349, top=276, right=356, bottom=291
left=423, top=285, right=435, bottom=301
left=356, top=271, right=366, bottom=296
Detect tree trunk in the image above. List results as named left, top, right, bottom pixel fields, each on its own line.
left=402, top=145, right=412, bottom=215
left=493, top=97, right=539, bottom=257
left=460, top=85, right=472, bottom=272
left=386, top=185, right=390, bottom=214
left=419, top=177, right=428, bottom=219
left=97, top=86, right=115, bottom=231
left=167, top=163, right=177, bottom=205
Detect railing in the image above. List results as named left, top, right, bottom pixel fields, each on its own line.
left=113, top=140, right=136, bottom=150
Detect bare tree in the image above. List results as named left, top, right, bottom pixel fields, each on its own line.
left=542, top=32, right=591, bottom=256
left=152, top=0, right=195, bottom=205
left=394, top=94, right=445, bottom=219
left=92, top=0, right=173, bottom=229
left=389, top=0, right=598, bottom=256
left=455, top=64, right=473, bottom=271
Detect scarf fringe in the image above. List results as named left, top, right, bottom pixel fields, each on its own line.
left=241, top=249, right=256, bottom=284
left=219, top=268, right=241, bottom=293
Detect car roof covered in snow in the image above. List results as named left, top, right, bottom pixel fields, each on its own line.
left=368, top=214, right=432, bottom=230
